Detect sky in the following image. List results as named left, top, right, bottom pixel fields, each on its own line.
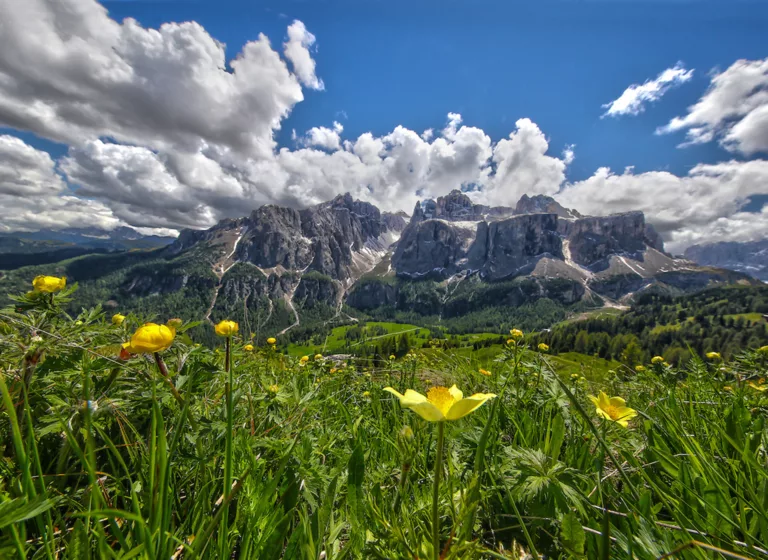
left=0, top=0, right=767, bottom=253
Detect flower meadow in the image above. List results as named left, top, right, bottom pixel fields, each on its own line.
left=1, top=279, right=768, bottom=558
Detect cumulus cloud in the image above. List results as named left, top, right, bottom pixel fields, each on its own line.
left=658, top=57, right=768, bottom=154
left=0, top=0, right=766, bottom=252
left=557, top=159, right=768, bottom=252
left=602, top=62, right=694, bottom=118
left=0, top=135, right=122, bottom=232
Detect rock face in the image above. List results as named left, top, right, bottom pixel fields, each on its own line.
left=170, top=193, right=407, bottom=283
left=515, top=194, right=580, bottom=219
left=684, top=240, right=768, bottom=282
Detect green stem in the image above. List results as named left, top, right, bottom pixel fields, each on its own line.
left=432, top=421, right=445, bottom=560
left=220, top=336, right=233, bottom=560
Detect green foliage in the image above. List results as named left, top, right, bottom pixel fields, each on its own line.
left=2, top=284, right=768, bottom=558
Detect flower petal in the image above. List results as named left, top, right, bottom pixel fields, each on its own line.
left=406, top=401, right=447, bottom=422
left=598, top=391, right=611, bottom=409
left=448, top=385, right=463, bottom=401
left=445, top=393, right=496, bottom=420
left=608, top=396, right=627, bottom=408
left=400, top=389, right=429, bottom=406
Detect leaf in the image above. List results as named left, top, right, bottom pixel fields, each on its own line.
left=0, top=496, right=53, bottom=529
left=560, top=512, right=585, bottom=557
left=548, top=412, right=565, bottom=460
left=347, top=441, right=365, bottom=537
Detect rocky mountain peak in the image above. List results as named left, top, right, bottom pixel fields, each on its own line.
left=515, top=194, right=581, bottom=219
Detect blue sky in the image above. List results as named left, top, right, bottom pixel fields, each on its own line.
left=98, top=0, right=768, bottom=181
left=1, top=0, right=767, bottom=250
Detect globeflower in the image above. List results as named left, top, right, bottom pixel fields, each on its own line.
left=112, top=313, right=126, bottom=326
left=314, top=353, right=323, bottom=360
left=635, top=365, right=646, bottom=373
left=214, top=320, right=239, bottom=337
left=538, top=343, right=549, bottom=352
left=478, top=368, right=491, bottom=376
left=509, top=329, right=524, bottom=341
left=759, top=345, right=768, bottom=354
left=389, top=354, right=396, bottom=360
left=267, top=337, right=277, bottom=345
left=244, top=344, right=254, bottom=352
left=383, top=385, right=496, bottom=422
left=363, top=391, right=370, bottom=398
left=651, top=356, right=664, bottom=364
left=268, top=384, right=280, bottom=394
left=588, top=391, right=637, bottom=428
left=706, top=352, right=721, bottom=361
left=32, top=275, right=66, bottom=293
left=300, top=356, right=309, bottom=364
left=121, top=322, right=176, bottom=355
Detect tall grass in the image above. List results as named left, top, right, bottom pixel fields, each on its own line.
left=1, top=286, right=767, bottom=558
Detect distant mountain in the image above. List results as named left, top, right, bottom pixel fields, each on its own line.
left=0, top=227, right=174, bottom=253
left=0, top=191, right=756, bottom=340
left=684, top=240, right=768, bottom=282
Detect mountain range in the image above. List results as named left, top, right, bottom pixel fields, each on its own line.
left=684, top=239, right=768, bottom=282
left=0, top=191, right=758, bottom=339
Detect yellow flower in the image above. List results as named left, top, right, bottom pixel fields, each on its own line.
left=723, top=386, right=733, bottom=392
left=389, top=354, right=396, bottom=360
left=635, top=365, right=646, bottom=372
left=748, top=382, right=768, bottom=392
left=538, top=343, right=549, bottom=352
left=651, top=356, right=664, bottom=364
left=588, top=391, right=637, bottom=428
left=300, top=356, right=309, bottom=363
left=509, top=329, right=524, bottom=340
left=244, top=344, right=254, bottom=352
left=706, top=352, right=721, bottom=361
left=267, top=337, right=277, bottom=345
left=214, top=320, right=239, bottom=337
left=399, top=425, right=414, bottom=440
left=330, top=368, right=338, bottom=374
left=383, top=385, right=496, bottom=422
left=363, top=391, right=370, bottom=398
left=32, top=275, right=66, bottom=293
left=570, top=373, right=579, bottom=379
left=506, top=339, right=514, bottom=345
left=122, top=322, right=176, bottom=354
left=314, top=353, right=323, bottom=360
left=478, top=368, right=491, bottom=376
left=268, top=384, right=280, bottom=394
left=759, top=345, right=768, bottom=354
left=112, top=313, right=126, bottom=326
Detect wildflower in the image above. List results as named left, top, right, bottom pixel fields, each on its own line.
left=748, top=382, right=768, bottom=392
left=244, top=344, right=254, bottom=352
left=330, top=368, right=338, bottom=374
left=314, top=353, right=323, bottom=360
left=214, top=320, right=239, bottom=337
left=268, top=384, right=280, bottom=394
left=706, top=352, right=721, bottom=361
left=506, top=339, right=514, bottom=345
left=383, top=385, right=496, bottom=422
left=723, top=386, right=733, bottom=392
left=167, top=318, right=183, bottom=328
left=635, top=365, right=646, bottom=373
left=424, top=379, right=432, bottom=385
left=75, top=321, right=83, bottom=326
left=759, top=345, right=768, bottom=354
left=389, top=354, right=396, bottom=360
left=588, top=391, right=637, bottom=428
left=538, top=343, right=549, bottom=352
left=32, top=275, right=66, bottom=293
left=571, top=373, right=579, bottom=380
left=651, top=356, right=664, bottom=364
left=509, top=329, right=524, bottom=340
left=112, top=313, right=126, bottom=326
left=267, top=337, right=277, bottom=345
left=580, top=376, right=586, bottom=382
left=363, top=391, right=370, bottom=398
left=478, top=368, right=491, bottom=376
left=122, top=322, right=176, bottom=354
left=399, top=425, right=414, bottom=440
left=300, top=356, right=309, bottom=364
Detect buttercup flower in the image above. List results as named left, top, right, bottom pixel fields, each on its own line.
left=363, top=391, right=371, bottom=397
left=651, top=356, right=664, bottom=364
left=314, top=354, right=323, bottom=360
left=244, top=344, right=254, bottom=352
left=214, top=320, right=239, bottom=337
left=509, top=329, right=524, bottom=341
left=300, top=356, right=309, bottom=364
left=537, top=343, right=549, bottom=352
left=112, top=313, right=126, bottom=326
left=122, top=322, right=176, bottom=354
left=268, top=384, right=280, bottom=394
left=478, top=368, right=491, bottom=376
left=635, top=365, right=646, bottom=373
left=32, top=275, right=66, bottom=293
left=706, top=352, right=721, bottom=361
left=588, top=391, right=637, bottom=428
left=383, top=385, right=496, bottom=422
left=267, top=337, right=277, bottom=345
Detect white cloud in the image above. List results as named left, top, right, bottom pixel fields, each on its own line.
left=562, top=145, right=575, bottom=166
left=658, top=57, right=768, bottom=154
left=602, top=62, right=694, bottom=118
left=303, top=121, right=344, bottom=150
left=283, top=20, right=324, bottom=91
left=557, top=159, right=768, bottom=252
